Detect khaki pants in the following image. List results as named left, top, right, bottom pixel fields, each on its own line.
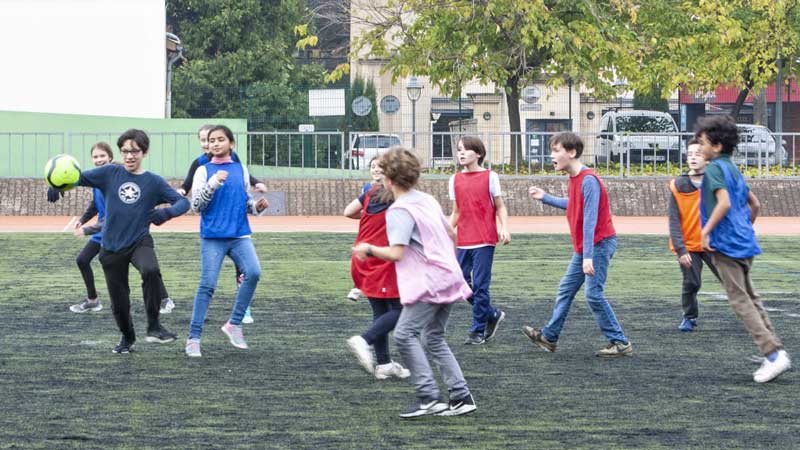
left=713, top=253, right=782, bottom=356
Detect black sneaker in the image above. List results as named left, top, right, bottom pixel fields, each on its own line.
left=522, top=326, right=557, bottom=352
left=484, top=310, right=506, bottom=340
left=145, top=325, right=177, bottom=344
left=437, top=393, right=477, bottom=416
left=463, top=332, right=486, bottom=345
left=112, top=337, right=135, bottom=354
left=399, top=397, right=448, bottom=419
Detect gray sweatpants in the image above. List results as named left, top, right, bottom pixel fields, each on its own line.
left=393, top=302, right=470, bottom=401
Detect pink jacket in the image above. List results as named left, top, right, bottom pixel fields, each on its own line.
left=390, top=191, right=472, bottom=306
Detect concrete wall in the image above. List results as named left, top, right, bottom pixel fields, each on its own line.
left=3, top=177, right=800, bottom=217
left=0, top=111, right=247, bottom=178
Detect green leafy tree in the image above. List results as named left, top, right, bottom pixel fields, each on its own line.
left=167, top=0, right=327, bottom=130
left=632, top=0, right=800, bottom=119
left=314, top=0, right=642, bottom=165
left=633, top=85, right=669, bottom=112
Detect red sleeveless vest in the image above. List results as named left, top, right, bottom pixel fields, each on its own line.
left=454, top=170, right=499, bottom=247
left=566, top=169, right=615, bottom=254
left=350, top=186, right=399, bottom=298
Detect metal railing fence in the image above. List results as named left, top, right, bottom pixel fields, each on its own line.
left=2, top=130, right=799, bottom=179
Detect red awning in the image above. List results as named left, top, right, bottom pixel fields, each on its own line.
left=679, top=80, right=800, bottom=104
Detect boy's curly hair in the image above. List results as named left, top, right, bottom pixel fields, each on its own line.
left=695, top=115, right=738, bottom=155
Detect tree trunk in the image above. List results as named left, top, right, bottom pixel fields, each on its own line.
left=752, top=88, right=767, bottom=126
left=731, top=82, right=753, bottom=120
left=505, top=74, right=522, bottom=167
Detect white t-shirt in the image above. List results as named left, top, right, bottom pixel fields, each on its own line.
left=448, top=169, right=502, bottom=250
left=448, top=169, right=502, bottom=203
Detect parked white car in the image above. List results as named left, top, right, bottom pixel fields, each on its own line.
left=348, top=133, right=401, bottom=169
left=597, top=110, right=682, bottom=163
left=734, top=124, right=788, bottom=166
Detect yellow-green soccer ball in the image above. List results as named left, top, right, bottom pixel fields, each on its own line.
left=44, top=154, right=81, bottom=190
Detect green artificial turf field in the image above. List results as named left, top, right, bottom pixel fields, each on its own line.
left=0, top=233, right=797, bottom=449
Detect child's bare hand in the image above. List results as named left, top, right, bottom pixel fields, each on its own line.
left=352, top=243, right=370, bottom=261
left=701, top=232, right=715, bottom=252
left=73, top=227, right=85, bottom=237
left=216, top=170, right=229, bottom=183
left=255, top=198, right=269, bottom=213
left=528, top=186, right=545, bottom=200
left=583, top=259, right=595, bottom=276
left=499, top=229, right=511, bottom=245
left=678, top=254, right=692, bottom=268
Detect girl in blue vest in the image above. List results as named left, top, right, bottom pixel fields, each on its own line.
left=186, top=125, right=268, bottom=357
left=69, top=142, right=114, bottom=313
left=178, top=124, right=266, bottom=324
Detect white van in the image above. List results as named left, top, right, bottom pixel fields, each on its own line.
left=348, top=133, right=401, bottom=170
left=597, top=110, right=681, bottom=163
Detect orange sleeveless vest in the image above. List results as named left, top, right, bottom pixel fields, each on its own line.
left=668, top=179, right=702, bottom=253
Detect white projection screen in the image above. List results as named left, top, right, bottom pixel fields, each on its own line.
left=0, top=0, right=166, bottom=118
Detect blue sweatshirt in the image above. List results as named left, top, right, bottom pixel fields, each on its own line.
left=79, top=164, right=189, bottom=252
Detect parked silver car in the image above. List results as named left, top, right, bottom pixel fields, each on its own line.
left=347, top=133, right=401, bottom=169
left=734, top=124, right=788, bottom=166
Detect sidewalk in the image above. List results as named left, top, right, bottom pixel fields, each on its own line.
left=1, top=216, right=799, bottom=235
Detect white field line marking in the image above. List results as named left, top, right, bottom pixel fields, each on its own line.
left=62, top=216, right=78, bottom=232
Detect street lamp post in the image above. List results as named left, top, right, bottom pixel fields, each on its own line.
left=166, top=32, right=184, bottom=118
left=406, top=76, right=423, bottom=148
left=612, top=79, right=628, bottom=111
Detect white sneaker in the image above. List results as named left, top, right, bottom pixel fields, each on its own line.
left=374, top=361, right=411, bottom=380
left=347, top=335, right=374, bottom=374
left=347, top=288, right=362, bottom=301
left=242, top=307, right=254, bottom=324
left=753, top=350, right=791, bottom=383
left=221, top=322, right=249, bottom=349
left=160, top=297, right=175, bottom=314
left=185, top=338, right=202, bottom=357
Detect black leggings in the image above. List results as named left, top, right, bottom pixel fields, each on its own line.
left=361, top=298, right=402, bottom=365
left=78, top=240, right=170, bottom=302
left=76, top=240, right=101, bottom=299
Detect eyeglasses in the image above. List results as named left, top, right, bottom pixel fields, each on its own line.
left=120, top=148, right=143, bottom=155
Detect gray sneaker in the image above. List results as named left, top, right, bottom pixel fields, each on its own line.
left=160, top=297, right=175, bottom=314
left=70, top=298, right=102, bottom=313
left=522, top=326, right=557, bottom=352
left=596, top=341, right=633, bottom=357
left=185, top=338, right=202, bottom=357
left=221, top=322, right=248, bottom=349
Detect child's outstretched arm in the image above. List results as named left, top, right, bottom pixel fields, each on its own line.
left=353, top=243, right=405, bottom=262
left=344, top=198, right=363, bottom=219
left=529, top=186, right=567, bottom=209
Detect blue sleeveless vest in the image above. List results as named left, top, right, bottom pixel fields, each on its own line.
left=91, top=188, right=105, bottom=244
left=700, top=161, right=761, bottom=259
left=200, top=162, right=251, bottom=238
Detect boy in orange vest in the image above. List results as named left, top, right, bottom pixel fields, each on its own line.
left=668, top=137, right=720, bottom=332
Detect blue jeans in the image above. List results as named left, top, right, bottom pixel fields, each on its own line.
left=189, top=237, right=261, bottom=339
left=541, top=237, right=628, bottom=344
left=457, top=246, right=498, bottom=334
